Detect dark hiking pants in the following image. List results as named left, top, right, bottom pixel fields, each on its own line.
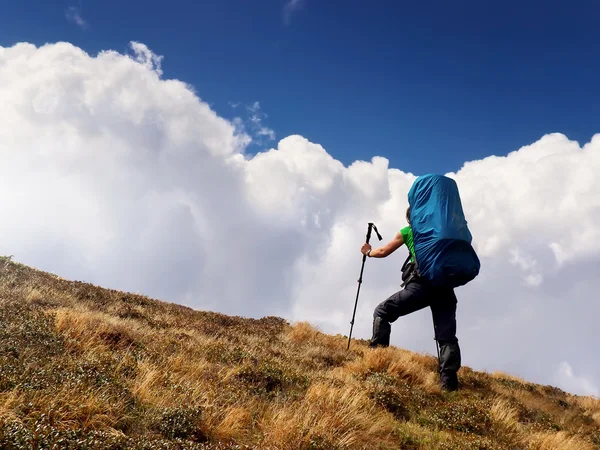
left=370, top=278, right=461, bottom=388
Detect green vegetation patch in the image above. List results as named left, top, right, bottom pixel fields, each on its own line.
left=0, top=419, right=253, bottom=450
left=153, top=406, right=207, bottom=442
left=235, top=360, right=309, bottom=398
left=365, top=373, right=437, bottom=421
left=0, top=300, right=66, bottom=391
left=416, top=398, right=494, bottom=436
left=516, top=403, right=561, bottom=432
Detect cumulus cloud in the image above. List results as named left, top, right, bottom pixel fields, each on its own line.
left=129, top=41, right=163, bottom=77
left=0, top=40, right=599, bottom=396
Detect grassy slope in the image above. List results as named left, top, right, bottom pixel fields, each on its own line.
left=0, top=256, right=599, bottom=450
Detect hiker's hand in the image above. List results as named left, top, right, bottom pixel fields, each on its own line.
left=361, top=243, right=372, bottom=255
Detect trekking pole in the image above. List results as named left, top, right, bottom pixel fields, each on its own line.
left=347, top=222, right=382, bottom=350
left=431, top=311, right=441, bottom=373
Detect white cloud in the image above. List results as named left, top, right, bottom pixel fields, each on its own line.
left=247, top=102, right=275, bottom=138
left=129, top=41, right=164, bottom=77
left=1, top=40, right=599, bottom=396
left=231, top=101, right=276, bottom=147
left=65, top=6, right=88, bottom=29
left=554, top=362, right=599, bottom=397
left=509, top=247, right=543, bottom=286
left=257, top=126, right=276, bottom=141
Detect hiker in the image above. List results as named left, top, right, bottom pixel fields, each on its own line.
left=360, top=207, right=461, bottom=391
left=359, top=175, right=479, bottom=392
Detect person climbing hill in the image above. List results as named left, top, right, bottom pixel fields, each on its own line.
left=360, top=174, right=480, bottom=392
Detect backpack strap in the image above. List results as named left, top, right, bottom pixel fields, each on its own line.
left=400, top=253, right=411, bottom=272
left=400, top=252, right=421, bottom=288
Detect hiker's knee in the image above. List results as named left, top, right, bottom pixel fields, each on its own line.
left=369, top=316, right=391, bottom=348
left=437, top=336, right=458, bottom=347
left=373, top=292, right=400, bottom=320
left=373, top=301, right=387, bottom=319
left=373, top=299, right=402, bottom=324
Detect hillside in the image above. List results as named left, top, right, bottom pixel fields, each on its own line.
left=0, top=256, right=598, bottom=449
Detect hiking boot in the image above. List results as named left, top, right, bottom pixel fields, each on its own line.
left=368, top=341, right=388, bottom=349
left=440, top=372, right=458, bottom=392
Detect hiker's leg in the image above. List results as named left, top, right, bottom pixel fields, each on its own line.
left=430, top=289, right=461, bottom=390
left=370, top=281, right=431, bottom=348
left=370, top=315, right=391, bottom=348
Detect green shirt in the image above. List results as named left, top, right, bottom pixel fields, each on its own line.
left=400, top=226, right=415, bottom=262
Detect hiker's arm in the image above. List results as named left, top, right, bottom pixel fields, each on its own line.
left=361, top=232, right=404, bottom=258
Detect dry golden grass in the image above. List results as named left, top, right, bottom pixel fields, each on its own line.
left=0, top=256, right=599, bottom=449
left=489, top=396, right=520, bottom=435
left=211, top=404, right=256, bottom=442
left=491, top=370, right=529, bottom=384
left=345, top=346, right=441, bottom=395
left=574, top=396, right=600, bottom=412
left=395, top=421, right=454, bottom=448
left=284, top=321, right=322, bottom=344
left=130, top=359, right=171, bottom=407
left=527, top=430, right=598, bottom=450
left=571, top=395, right=600, bottom=426
left=260, top=381, right=397, bottom=449
left=55, top=307, right=146, bottom=354
left=0, top=383, right=127, bottom=431
left=24, top=284, right=78, bottom=307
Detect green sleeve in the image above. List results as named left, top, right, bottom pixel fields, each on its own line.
left=399, top=226, right=415, bottom=262
left=400, top=226, right=410, bottom=240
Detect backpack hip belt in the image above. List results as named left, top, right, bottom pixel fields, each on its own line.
left=400, top=253, right=421, bottom=288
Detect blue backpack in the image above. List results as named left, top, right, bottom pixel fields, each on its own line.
left=407, top=174, right=480, bottom=289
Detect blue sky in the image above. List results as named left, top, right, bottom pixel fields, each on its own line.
left=2, top=0, right=599, bottom=175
